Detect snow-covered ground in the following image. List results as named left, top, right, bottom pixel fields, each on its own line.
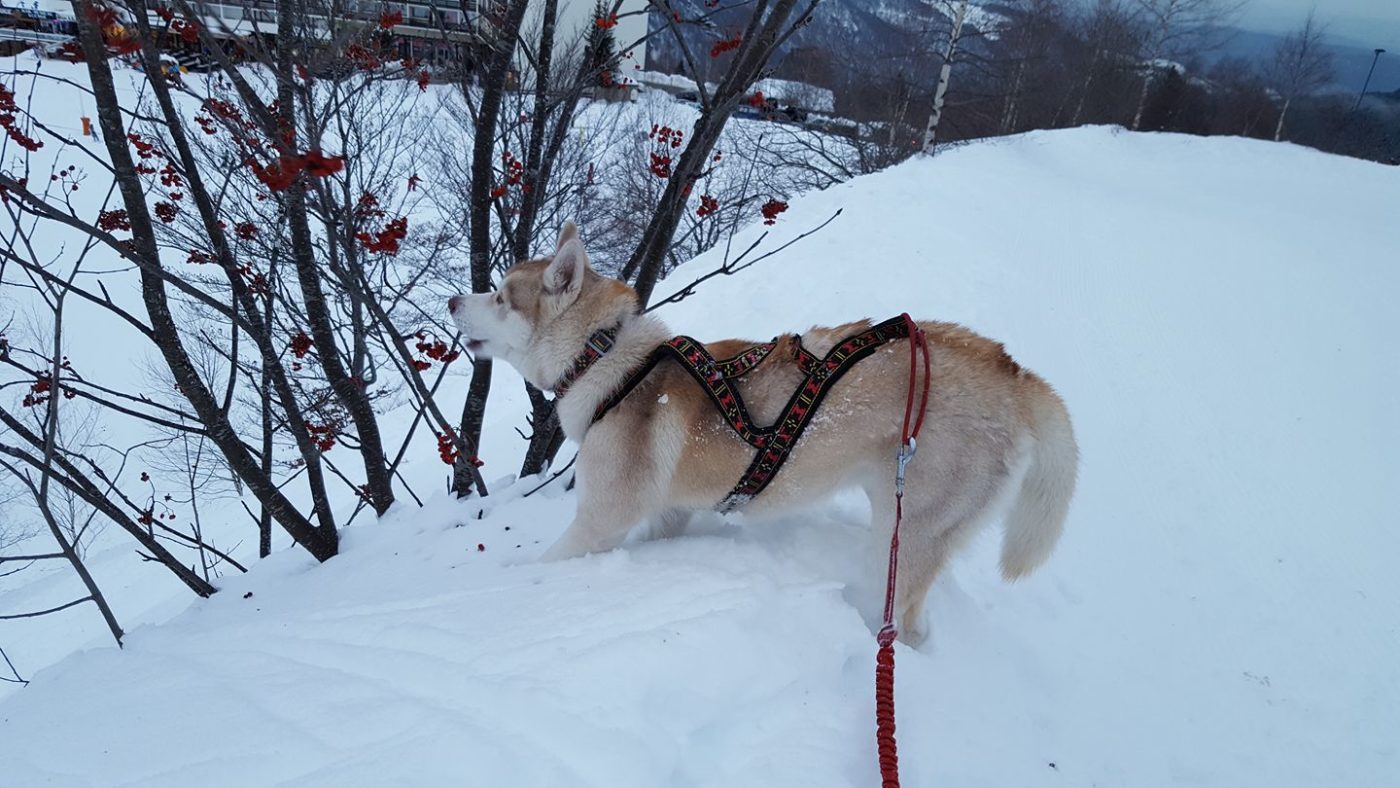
left=2, top=58, right=1399, bottom=786
left=0, top=55, right=832, bottom=681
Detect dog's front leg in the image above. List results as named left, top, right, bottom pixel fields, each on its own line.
left=539, top=410, right=681, bottom=561
left=539, top=453, right=657, bottom=561
left=644, top=508, right=691, bottom=541
left=539, top=493, right=644, bottom=561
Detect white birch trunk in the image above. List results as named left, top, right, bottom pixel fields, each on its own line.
left=1072, top=48, right=1101, bottom=126
left=1273, top=95, right=1292, bottom=141
left=922, top=1, right=969, bottom=155
left=1131, top=61, right=1155, bottom=130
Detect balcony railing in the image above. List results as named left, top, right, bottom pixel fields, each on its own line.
left=181, top=2, right=490, bottom=36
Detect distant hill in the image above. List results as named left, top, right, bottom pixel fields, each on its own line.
left=645, top=3, right=1398, bottom=102
left=645, top=0, right=1003, bottom=87
left=1207, top=26, right=1400, bottom=96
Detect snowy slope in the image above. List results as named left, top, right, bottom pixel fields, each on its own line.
left=3, top=125, right=1399, bottom=787
left=0, top=57, right=785, bottom=683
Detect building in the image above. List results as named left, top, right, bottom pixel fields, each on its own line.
left=20, top=1, right=501, bottom=73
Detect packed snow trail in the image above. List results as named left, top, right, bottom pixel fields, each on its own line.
left=2, top=127, right=1398, bottom=787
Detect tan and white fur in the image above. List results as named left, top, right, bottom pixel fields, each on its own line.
left=449, top=223, right=1078, bottom=645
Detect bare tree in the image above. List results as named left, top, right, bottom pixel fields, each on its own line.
left=437, top=0, right=832, bottom=476
left=994, top=0, right=1070, bottom=135
left=922, top=0, right=970, bottom=153
left=1267, top=11, right=1334, bottom=142
left=623, top=0, right=824, bottom=306
left=1, top=265, right=124, bottom=645
left=0, top=644, right=24, bottom=685
left=1, top=0, right=498, bottom=570
left=0, top=479, right=31, bottom=560
left=1129, top=0, right=1241, bottom=130
left=1, top=140, right=228, bottom=600
left=433, top=0, right=636, bottom=482
left=1069, top=0, right=1145, bottom=127
left=1207, top=56, right=1275, bottom=137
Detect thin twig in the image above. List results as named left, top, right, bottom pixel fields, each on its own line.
left=646, top=208, right=842, bottom=312
left=0, top=646, right=27, bottom=685
left=521, top=453, right=578, bottom=498
left=0, top=553, right=64, bottom=563
left=0, top=596, right=93, bottom=620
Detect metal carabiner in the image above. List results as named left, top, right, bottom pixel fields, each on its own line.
left=895, top=437, right=917, bottom=495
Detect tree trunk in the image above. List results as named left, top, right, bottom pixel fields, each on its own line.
left=34, top=278, right=124, bottom=645
left=1132, top=42, right=1165, bottom=131
left=1071, top=48, right=1101, bottom=126
left=922, top=1, right=968, bottom=154
left=457, top=0, right=531, bottom=496
left=1001, top=60, right=1025, bottom=134
left=274, top=0, right=396, bottom=516
left=627, top=0, right=808, bottom=306
left=38, top=497, right=124, bottom=645
left=519, top=383, right=563, bottom=478
left=453, top=359, right=494, bottom=496
left=625, top=110, right=729, bottom=305
left=259, top=359, right=274, bottom=558
left=510, top=0, right=560, bottom=260
left=73, top=0, right=337, bottom=561
left=1273, top=96, right=1292, bottom=141
left=0, top=412, right=219, bottom=596
left=122, top=0, right=341, bottom=551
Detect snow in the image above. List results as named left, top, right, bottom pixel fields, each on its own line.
left=2, top=55, right=1399, bottom=788
left=752, top=77, right=836, bottom=113
left=26, top=1, right=74, bottom=19
left=0, top=493, right=892, bottom=787
left=633, top=71, right=840, bottom=113
left=634, top=70, right=717, bottom=96
left=1145, top=58, right=1188, bottom=75
left=959, top=3, right=1005, bottom=41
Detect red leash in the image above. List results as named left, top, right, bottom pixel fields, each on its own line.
left=876, top=314, right=931, bottom=788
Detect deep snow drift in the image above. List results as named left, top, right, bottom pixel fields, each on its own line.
left=2, top=123, right=1398, bottom=786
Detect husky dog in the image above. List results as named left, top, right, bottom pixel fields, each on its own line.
left=449, top=223, right=1078, bottom=644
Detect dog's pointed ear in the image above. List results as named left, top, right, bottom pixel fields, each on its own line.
left=544, top=227, right=589, bottom=304
left=556, top=221, right=580, bottom=249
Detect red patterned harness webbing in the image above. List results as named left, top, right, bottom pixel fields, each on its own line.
left=591, top=315, right=915, bottom=512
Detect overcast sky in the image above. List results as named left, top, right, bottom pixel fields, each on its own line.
left=1238, top=0, right=1400, bottom=45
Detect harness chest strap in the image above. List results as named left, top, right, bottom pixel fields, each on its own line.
left=586, top=315, right=916, bottom=512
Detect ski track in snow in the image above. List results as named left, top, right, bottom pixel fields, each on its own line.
left=2, top=58, right=1399, bottom=787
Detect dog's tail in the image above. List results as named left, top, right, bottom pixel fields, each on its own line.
left=1000, top=386, right=1078, bottom=580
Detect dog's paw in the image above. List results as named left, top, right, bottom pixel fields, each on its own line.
left=898, top=616, right=930, bottom=648
left=538, top=540, right=583, bottom=562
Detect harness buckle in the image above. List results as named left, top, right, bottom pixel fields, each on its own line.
left=895, top=437, right=917, bottom=495
left=586, top=329, right=615, bottom=355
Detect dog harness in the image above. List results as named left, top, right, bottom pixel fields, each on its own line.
left=555, top=315, right=918, bottom=512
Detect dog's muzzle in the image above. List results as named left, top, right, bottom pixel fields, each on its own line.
left=446, top=296, right=484, bottom=352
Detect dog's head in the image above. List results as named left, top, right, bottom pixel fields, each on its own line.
left=448, top=222, right=634, bottom=382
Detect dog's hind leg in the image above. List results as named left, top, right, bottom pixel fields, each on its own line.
left=863, top=480, right=945, bottom=646
left=866, top=467, right=1005, bottom=647
left=890, top=526, right=963, bottom=647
